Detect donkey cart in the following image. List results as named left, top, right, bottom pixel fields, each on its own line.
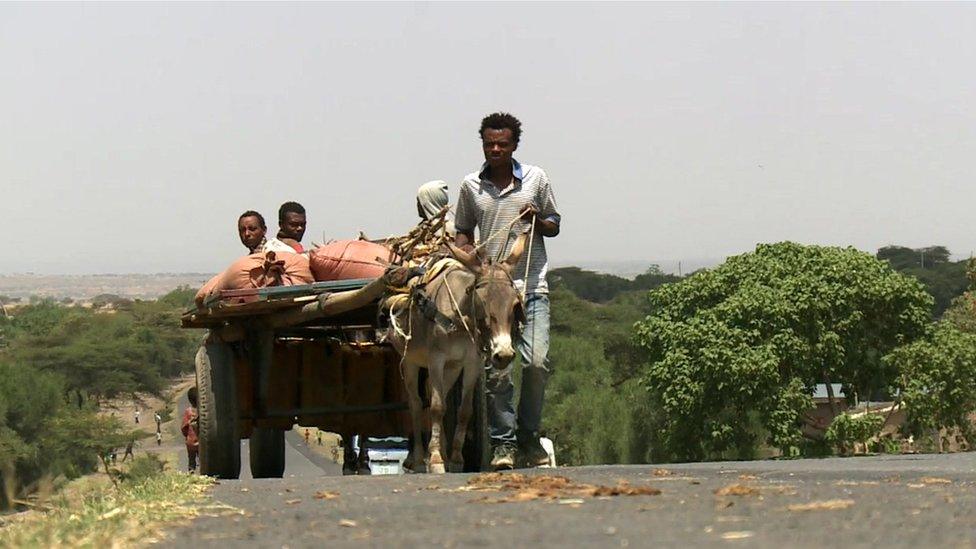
left=180, top=276, right=491, bottom=478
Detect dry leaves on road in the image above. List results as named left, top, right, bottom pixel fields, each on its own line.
left=720, top=531, right=755, bottom=540
left=920, top=477, right=952, bottom=485
left=314, top=491, right=340, bottom=500
left=652, top=468, right=673, bottom=476
left=467, top=473, right=661, bottom=504
left=714, top=484, right=760, bottom=497
left=787, top=499, right=855, bottom=512
left=835, top=480, right=879, bottom=486
left=284, top=499, right=302, bottom=505
left=339, top=519, right=358, bottom=528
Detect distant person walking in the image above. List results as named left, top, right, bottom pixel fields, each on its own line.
left=454, top=112, right=561, bottom=471
left=122, top=440, right=134, bottom=462
left=156, top=431, right=163, bottom=446
left=134, top=409, right=140, bottom=424
left=317, top=431, right=322, bottom=446
left=182, top=387, right=200, bottom=473
left=154, top=412, right=162, bottom=433
left=304, top=429, right=310, bottom=445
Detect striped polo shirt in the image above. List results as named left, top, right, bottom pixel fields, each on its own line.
left=455, top=159, right=560, bottom=294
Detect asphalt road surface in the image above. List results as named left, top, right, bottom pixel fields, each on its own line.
left=159, top=452, right=976, bottom=548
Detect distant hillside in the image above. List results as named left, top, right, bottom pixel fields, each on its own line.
left=553, top=259, right=721, bottom=279
left=548, top=266, right=681, bottom=303
left=876, top=245, right=969, bottom=316
left=0, top=273, right=214, bottom=302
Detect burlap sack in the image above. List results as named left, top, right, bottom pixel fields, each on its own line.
left=195, top=251, right=314, bottom=307
left=309, top=240, right=392, bottom=281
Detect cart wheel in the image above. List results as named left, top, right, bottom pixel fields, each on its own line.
left=249, top=427, right=285, bottom=478
left=196, top=342, right=241, bottom=479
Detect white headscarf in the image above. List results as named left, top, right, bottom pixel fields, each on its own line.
left=416, top=180, right=449, bottom=219
left=416, top=180, right=455, bottom=236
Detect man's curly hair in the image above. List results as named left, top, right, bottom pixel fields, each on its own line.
left=479, top=112, right=522, bottom=147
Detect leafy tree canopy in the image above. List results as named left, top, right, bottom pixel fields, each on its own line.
left=876, top=245, right=968, bottom=316
left=877, top=245, right=951, bottom=269
left=886, top=323, right=976, bottom=443
left=636, top=242, right=932, bottom=461
left=3, top=300, right=198, bottom=401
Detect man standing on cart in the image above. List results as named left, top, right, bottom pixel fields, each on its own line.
left=454, top=112, right=561, bottom=470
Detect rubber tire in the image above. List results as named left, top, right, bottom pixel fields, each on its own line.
left=195, top=342, right=241, bottom=479
left=249, top=428, right=285, bottom=478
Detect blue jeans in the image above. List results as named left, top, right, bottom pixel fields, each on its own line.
left=486, top=293, right=551, bottom=446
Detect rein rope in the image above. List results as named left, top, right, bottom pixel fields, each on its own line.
left=389, top=205, right=533, bottom=360
left=443, top=270, right=477, bottom=345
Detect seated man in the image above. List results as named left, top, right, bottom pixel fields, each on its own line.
left=263, top=201, right=307, bottom=253
left=416, top=180, right=455, bottom=237
left=237, top=210, right=268, bottom=253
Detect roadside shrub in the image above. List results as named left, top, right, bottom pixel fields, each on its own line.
left=122, top=454, right=166, bottom=484
left=885, top=323, right=976, bottom=444
left=825, top=413, right=883, bottom=456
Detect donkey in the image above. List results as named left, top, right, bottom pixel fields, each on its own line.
left=388, top=233, right=527, bottom=473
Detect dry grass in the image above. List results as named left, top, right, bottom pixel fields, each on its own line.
left=0, top=471, right=219, bottom=548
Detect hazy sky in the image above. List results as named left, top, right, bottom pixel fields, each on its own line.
left=2, top=2, right=974, bottom=274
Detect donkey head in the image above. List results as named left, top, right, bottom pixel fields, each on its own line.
left=448, top=233, right=528, bottom=369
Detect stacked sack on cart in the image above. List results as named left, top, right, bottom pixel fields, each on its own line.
left=194, top=240, right=395, bottom=308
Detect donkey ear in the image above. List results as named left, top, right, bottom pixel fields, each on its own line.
left=448, top=242, right=483, bottom=273
left=503, top=231, right=530, bottom=270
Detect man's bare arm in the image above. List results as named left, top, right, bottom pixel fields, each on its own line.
left=455, top=230, right=476, bottom=252
left=519, top=205, right=560, bottom=237
left=536, top=217, right=560, bottom=238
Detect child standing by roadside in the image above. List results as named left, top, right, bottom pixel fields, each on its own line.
left=181, top=387, right=200, bottom=473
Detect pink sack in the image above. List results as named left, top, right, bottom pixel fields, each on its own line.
left=309, top=240, right=393, bottom=282
left=195, top=251, right=314, bottom=307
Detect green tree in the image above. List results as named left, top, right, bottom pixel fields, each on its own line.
left=635, top=242, right=932, bottom=461
left=4, top=300, right=198, bottom=402
left=0, top=361, right=69, bottom=508
left=42, top=412, right=141, bottom=488
left=548, top=266, right=680, bottom=304
left=885, top=324, right=976, bottom=445
left=877, top=245, right=968, bottom=316
left=541, top=287, right=663, bottom=465
left=942, top=258, right=976, bottom=334
left=0, top=287, right=197, bottom=508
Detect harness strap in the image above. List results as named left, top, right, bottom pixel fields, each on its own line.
left=410, top=284, right=456, bottom=332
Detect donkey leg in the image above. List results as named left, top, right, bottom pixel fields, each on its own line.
left=402, top=361, right=426, bottom=473
left=448, top=359, right=480, bottom=472
left=427, top=355, right=447, bottom=474
left=441, top=363, right=463, bottom=472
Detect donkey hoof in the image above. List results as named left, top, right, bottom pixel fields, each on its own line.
left=429, top=462, right=446, bottom=474
left=447, top=461, right=465, bottom=473
left=403, top=460, right=425, bottom=474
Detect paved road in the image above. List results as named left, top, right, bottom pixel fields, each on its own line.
left=159, top=452, right=976, bottom=548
